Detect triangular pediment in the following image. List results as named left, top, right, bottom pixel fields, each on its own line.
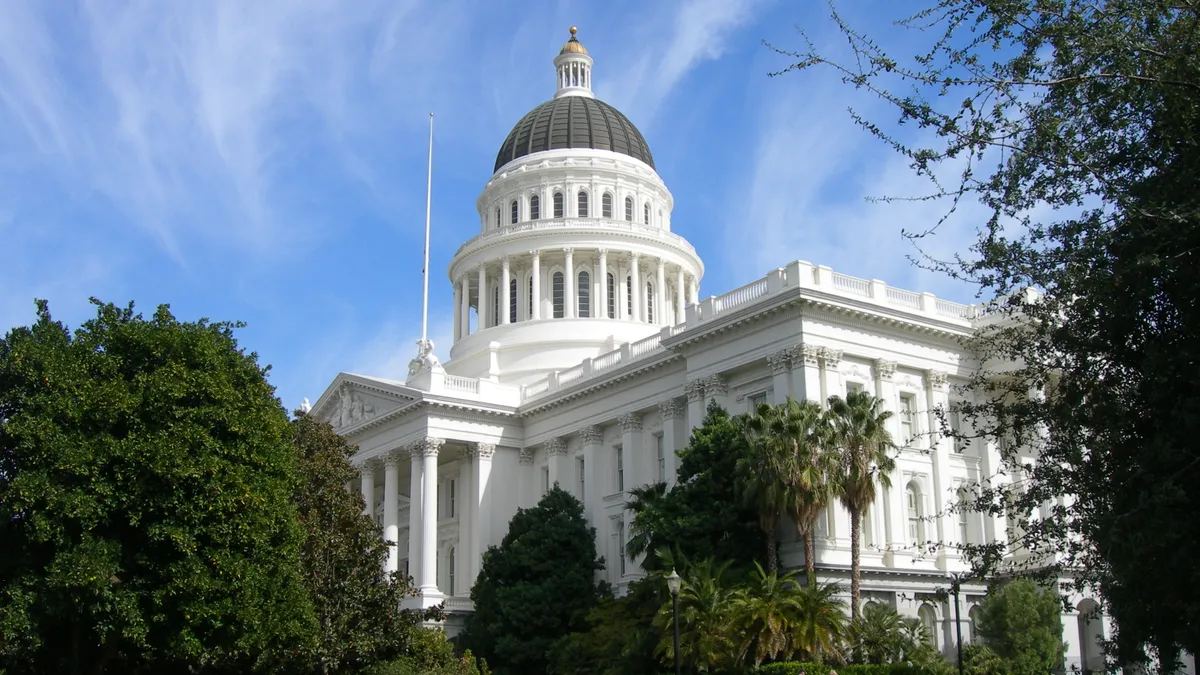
left=310, top=373, right=421, bottom=432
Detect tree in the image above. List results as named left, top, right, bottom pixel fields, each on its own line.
left=653, top=558, right=738, bottom=673
left=0, top=300, right=314, bottom=674
left=776, top=0, right=1200, bottom=664
left=775, top=398, right=839, bottom=585
left=625, top=401, right=765, bottom=573
left=728, top=563, right=806, bottom=666
left=365, top=628, right=490, bottom=675
left=848, top=603, right=907, bottom=665
left=288, top=412, right=435, bottom=674
left=546, top=574, right=667, bottom=675
left=460, top=486, right=605, bottom=675
left=827, top=391, right=897, bottom=620
left=790, top=580, right=848, bottom=665
left=736, top=404, right=795, bottom=574
left=975, top=579, right=1066, bottom=675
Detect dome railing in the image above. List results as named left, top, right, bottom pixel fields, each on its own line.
left=453, top=217, right=699, bottom=260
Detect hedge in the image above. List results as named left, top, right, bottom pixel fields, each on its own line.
left=755, top=663, right=926, bottom=675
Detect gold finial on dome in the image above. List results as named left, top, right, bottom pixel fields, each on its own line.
left=560, top=25, right=588, bottom=55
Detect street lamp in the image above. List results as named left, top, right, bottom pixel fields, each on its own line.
left=666, top=568, right=682, bottom=675
left=945, top=572, right=967, bottom=675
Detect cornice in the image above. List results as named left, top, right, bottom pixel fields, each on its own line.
left=337, top=396, right=518, bottom=438
left=517, top=350, right=682, bottom=416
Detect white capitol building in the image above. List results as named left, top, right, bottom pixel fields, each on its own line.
left=310, top=27, right=1132, bottom=674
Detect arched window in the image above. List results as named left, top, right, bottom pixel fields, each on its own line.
left=578, top=270, right=591, bottom=318
left=492, top=286, right=500, bottom=328
left=577, top=190, right=589, bottom=217
left=530, top=194, right=540, bottom=220
left=552, top=272, right=565, bottom=318
left=624, top=196, right=633, bottom=221
left=968, top=605, right=982, bottom=644
left=645, top=282, right=654, bottom=323
left=643, top=202, right=650, bottom=225
left=510, top=200, right=519, bottom=224
left=606, top=273, right=615, bottom=319
left=509, top=277, right=518, bottom=323
left=626, top=276, right=633, bottom=318
left=553, top=191, right=564, bottom=218
left=601, top=193, right=613, bottom=218
left=448, top=547, right=456, bottom=595
left=918, top=605, right=938, bottom=648
left=495, top=207, right=501, bottom=228
left=907, top=482, right=924, bottom=544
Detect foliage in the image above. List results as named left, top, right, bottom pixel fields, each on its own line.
left=460, top=486, right=605, bottom=675
left=973, top=579, right=1065, bottom=675
left=736, top=406, right=794, bottom=573
left=364, top=628, right=489, bottom=675
left=754, top=662, right=927, bottom=675
left=789, top=580, right=849, bottom=665
left=652, top=557, right=739, bottom=673
left=546, top=574, right=668, bottom=675
left=848, top=603, right=936, bottom=666
left=625, top=400, right=766, bottom=573
left=826, top=392, right=896, bottom=621
left=0, top=300, right=313, bottom=674
left=960, top=644, right=1009, bottom=675
left=287, top=412, right=437, bottom=674
left=776, top=0, right=1200, bottom=664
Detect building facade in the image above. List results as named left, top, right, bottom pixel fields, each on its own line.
left=310, top=28, right=1122, bottom=673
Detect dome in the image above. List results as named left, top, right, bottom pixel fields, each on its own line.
left=560, top=26, right=588, bottom=55
left=493, top=96, right=655, bottom=173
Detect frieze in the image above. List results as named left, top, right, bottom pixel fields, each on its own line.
left=326, top=382, right=379, bottom=430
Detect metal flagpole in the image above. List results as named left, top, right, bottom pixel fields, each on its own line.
left=421, top=112, right=433, bottom=345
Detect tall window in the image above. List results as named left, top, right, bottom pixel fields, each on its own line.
left=602, top=193, right=613, bottom=218
left=552, top=272, right=564, bottom=318
left=918, top=605, right=938, bottom=648
left=617, top=520, right=626, bottom=575
left=645, top=282, right=655, bottom=323
left=495, top=207, right=501, bottom=228
left=528, top=276, right=533, bottom=316
left=448, top=547, right=456, bottom=595
left=643, top=202, right=650, bottom=224
left=492, top=287, right=499, bottom=328
left=510, top=200, right=518, bottom=224
left=448, top=479, right=456, bottom=518
left=957, top=487, right=971, bottom=546
left=578, top=457, right=585, bottom=499
left=606, top=273, right=616, bottom=318
left=530, top=194, right=540, bottom=220
left=749, top=392, right=767, bottom=411
left=615, top=445, right=624, bottom=492
left=846, top=382, right=864, bottom=396
left=899, top=394, right=916, bottom=444
left=553, top=191, right=564, bottom=218
left=949, top=403, right=963, bottom=452
left=578, top=270, right=591, bottom=317
left=624, top=196, right=633, bottom=221
left=907, top=482, right=924, bottom=543
left=577, top=190, right=589, bottom=217
left=626, top=276, right=633, bottom=317
left=655, top=434, right=665, bottom=481
left=509, top=278, right=518, bottom=323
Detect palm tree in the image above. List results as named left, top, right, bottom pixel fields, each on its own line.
left=848, top=602, right=907, bottom=664
left=791, top=579, right=849, bottom=664
left=624, top=481, right=668, bottom=565
left=727, top=563, right=806, bottom=667
left=827, top=390, right=898, bottom=621
left=736, top=404, right=793, bottom=574
left=773, top=397, right=840, bottom=585
left=653, top=558, right=738, bottom=672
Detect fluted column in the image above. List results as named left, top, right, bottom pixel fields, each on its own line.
left=530, top=251, right=542, bottom=320
left=546, top=438, right=568, bottom=489
left=580, top=426, right=603, bottom=524
left=655, top=258, right=667, bottom=326
left=418, top=437, right=443, bottom=595
left=598, top=249, right=609, bottom=319
left=630, top=253, right=642, bottom=322
left=471, top=443, right=495, bottom=584
left=477, top=264, right=488, bottom=329
left=790, top=344, right=822, bottom=403
left=874, top=359, right=904, bottom=563
left=459, top=276, right=470, bottom=339
left=926, top=370, right=952, bottom=567
left=360, top=461, right=376, bottom=518
left=685, top=378, right=705, bottom=430
left=457, top=446, right=474, bottom=595
left=501, top=256, right=512, bottom=325
left=768, top=350, right=792, bottom=405
left=564, top=247, right=575, bottom=318
left=675, top=267, right=686, bottom=324
left=616, top=257, right=627, bottom=320
left=689, top=278, right=699, bottom=305
left=383, top=452, right=402, bottom=573
left=658, top=400, right=684, bottom=486
left=407, top=447, right=423, bottom=582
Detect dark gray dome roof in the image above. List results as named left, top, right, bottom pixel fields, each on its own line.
left=494, top=96, right=655, bottom=173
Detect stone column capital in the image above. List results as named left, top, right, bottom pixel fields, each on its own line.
left=791, top=343, right=820, bottom=368
left=819, top=348, right=843, bottom=370
left=926, top=370, right=949, bottom=391
left=875, top=359, right=898, bottom=381
left=618, top=413, right=643, bottom=432
left=545, top=437, right=568, bottom=457
left=658, top=399, right=685, bottom=420
left=501, top=255, right=511, bottom=267
left=702, top=374, right=728, bottom=396
left=413, top=437, right=444, bottom=458
left=581, top=425, right=604, bottom=445
left=518, top=447, right=536, bottom=465
left=360, top=457, right=383, bottom=473
left=384, top=449, right=405, bottom=467
left=767, top=350, right=792, bottom=375
left=685, top=378, right=706, bottom=402
left=473, top=442, right=496, bottom=460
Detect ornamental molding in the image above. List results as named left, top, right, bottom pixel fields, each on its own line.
left=702, top=374, right=728, bottom=396
left=844, top=364, right=868, bottom=381
left=459, top=446, right=477, bottom=462
left=618, top=413, right=643, bottom=432
left=875, top=359, right=898, bottom=381
left=926, top=370, right=949, bottom=390
left=474, top=442, right=496, bottom=460
left=658, top=399, right=685, bottom=420
left=819, top=348, right=843, bottom=370
left=383, top=449, right=406, bottom=467
left=767, top=350, right=791, bottom=375
left=518, top=447, right=536, bottom=465
left=518, top=351, right=681, bottom=416
left=581, top=425, right=605, bottom=445
left=414, top=437, right=444, bottom=458
left=544, top=437, right=568, bottom=456
left=791, top=343, right=820, bottom=369
left=360, top=457, right=383, bottom=473
left=684, top=379, right=705, bottom=402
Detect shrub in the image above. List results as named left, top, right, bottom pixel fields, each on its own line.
left=756, top=662, right=929, bottom=675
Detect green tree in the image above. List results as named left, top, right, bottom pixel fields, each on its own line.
left=975, top=579, right=1066, bottom=675
left=546, top=574, right=668, bottom=675
left=653, top=558, right=738, bottom=673
left=848, top=603, right=907, bottom=665
left=728, top=563, right=806, bottom=667
left=827, top=392, right=896, bottom=621
left=0, top=300, right=313, bottom=674
left=777, top=398, right=839, bottom=585
left=737, top=404, right=795, bottom=574
left=288, top=412, right=435, bottom=674
left=625, top=401, right=765, bottom=573
left=460, top=486, right=605, bottom=675
left=365, top=628, right=489, bottom=675
left=777, top=0, right=1200, bottom=664
left=790, top=580, right=848, bottom=665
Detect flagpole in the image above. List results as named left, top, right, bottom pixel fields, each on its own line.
left=421, top=112, right=433, bottom=345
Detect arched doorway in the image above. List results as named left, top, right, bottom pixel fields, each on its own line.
left=1077, top=598, right=1105, bottom=674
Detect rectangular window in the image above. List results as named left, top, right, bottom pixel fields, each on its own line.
left=449, top=479, right=456, bottom=518
left=846, top=382, right=864, bottom=396
left=626, top=277, right=633, bottom=318
left=606, top=273, right=615, bottom=319
left=528, top=277, right=533, bottom=316
left=509, top=279, right=518, bottom=324
left=899, top=394, right=916, bottom=444
left=553, top=192, right=564, bottom=218
left=958, top=488, right=971, bottom=546
left=578, top=457, right=586, bottom=500
left=448, top=548, right=456, bottom=595
left=553, top=272, right=564, bottom=319
left=492, top=287, right=500, bottom=328
left=615, top=446, right=624, bottom=492
left=510, top=200, right=519, bottom=224
left=655, top=434, right=665, bottom=482
left=749, top=392, right=767, bottom=411
left=542, top=466, right=550, bottom=494
left=578, top=271, right=591, bottom=318
left=530, top=195, right=540, bottom=220
left=617, top=520, right=626, bottom=576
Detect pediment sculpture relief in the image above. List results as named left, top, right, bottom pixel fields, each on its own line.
left=327, top=383, right=379, bottom=430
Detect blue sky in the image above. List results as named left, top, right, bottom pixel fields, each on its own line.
left=0, top=0, right=985, bottom=411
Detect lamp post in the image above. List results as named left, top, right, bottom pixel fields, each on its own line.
left=945, top=571, right=966, bottom=675
left=666, top=568, right=682, bottom=675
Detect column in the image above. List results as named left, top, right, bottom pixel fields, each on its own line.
left=658, top=400, right=684, bottom=487
left=546, top=438, right=568, bottom=488
left=821, top=348, right=844, bottom=402
left=598, top=249, right=609, bottom=319
left=703, top=374, right=729, bottom=412
left=476, top=264, right=488, bottom=329
left=418, top=437, right=443, bottom=596
left=471, top=443, right=495, bottom=585
left=926, top=370, right=952, bottom=567
left=616, top=257, right=627, bottom=320
left=459, top=276, right=470, bottom=339
left=656, top=258, right=667, bottom=326
left=581, top=426, right=603, bottom=525
left=452, top=281, right=462, bottom=341
left=766, top=350, right=791, bottom=405
left=630, top=253, right=641, bottom=322
left=564, top=247, right=575, bottom=318
left=407, top=446, right=423, bottom=583
left=456, top=446, right=474, bottom=596
left=360, top=461, right=376, bottom=518
left=530, top=251, right=542, bottom=320
left=618, top=413, right=644, bottom=574
left=500, top=256, right=511, bottom=324
left=383, top=452, right=401, bottom=573
left=789, top=343, right=822, bottom=403
left=874, top=359, right=905, bottom=563
left=675, top=267, right=686, bottom=324
left=689, top=278, right=699, bottom=305
left=685, top=378, right=705, bottom=430
left=822, top=349, right=852, bottom=547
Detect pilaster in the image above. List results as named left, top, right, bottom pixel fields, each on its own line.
left=581, top=425, right=604, bottom=527
left=789, top=343, right=822, bottom=403
left=471, top=442, right=495, bottom=584
left=617, top=413, right=643, bottom=492
left=703, top=374, right=729, bottom=411
left=820, top=348, right=844, bottom=402
left=685, top=378, right=706, bottom=430
left=456, top=446, right=475, bottom=594
left=545, top=437, right=568, bottom=489
left=767, top=349, right=792, bottom=405
left=926, top=370, right=952, bottom=568
left=360, top=459, right=378, bottom=519
left=874, top=359, right=904, bottom=566
left=658, top=399, right=684, bottom=486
